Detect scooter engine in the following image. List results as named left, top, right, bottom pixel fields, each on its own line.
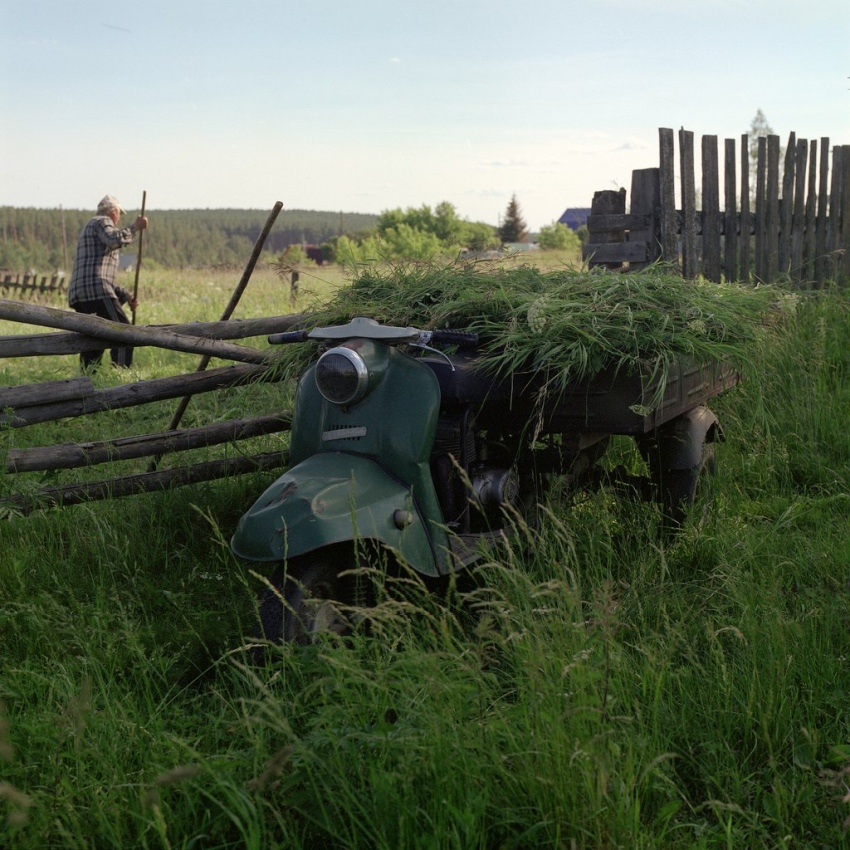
left=432, top=408, right=520, bottom=532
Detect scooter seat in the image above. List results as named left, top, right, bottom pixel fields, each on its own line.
left=421, top=353, right=517, bottom=405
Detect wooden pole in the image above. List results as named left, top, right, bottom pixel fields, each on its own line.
left=0, top=300, right=270, bottom=364
left=2, top=452, right=288, bottom=516
left=0, top=363, right=272, bottom=428
left=132, top=190, right=147, bottom=324
left=164, top=200, right=283, bottom=433
left=0, top=313, right=305, bottom=359
left=4, top=413, right=291, bottom=472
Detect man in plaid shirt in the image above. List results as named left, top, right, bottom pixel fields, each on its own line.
left=69, top=194, right=148, bottom=370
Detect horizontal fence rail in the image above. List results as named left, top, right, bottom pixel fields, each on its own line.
left=0, top=305, right=308, bottom=514
left=583, top=127, right=849, bottom=287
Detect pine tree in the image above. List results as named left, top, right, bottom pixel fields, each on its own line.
left=498, top=194, right=528, bottom=244
left=747, top=109, right=782, bottom=200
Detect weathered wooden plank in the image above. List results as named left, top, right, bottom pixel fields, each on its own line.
left=804, top=140, right=820, bottom=282
left=701, top=135, right=721, bottom=282
left=0, top=301, right=270, bottom=364
left=754, top=136, right=767, bottom=280
left=0, top=313, right=305, bottom=359
left=1, top=451, right=288, bottom=515
left=0, top=363, right=275, bottom=427
left=835, top=145, right=850, bottom=286
left=739, top=134, right=751, bottom=283
left=679, top=128, right=697, bottom=279
left=4, top=413, right=291, bottom=472
left=790, top=137, right=808, bottom=283
left=583, top=188, right=627, bottom=269
left=764, top=135, right=781, bottom=282
left=658, top=128, right=679, bottom=266
left=584, top=214, right=649, bottom=231
left=627, top=168, right=660, bottom=270
left=828, top=145, right=845, bottom=282
left=723, top=138, right=738, bottom=282
left=779, top=132, right=796, bottom=274
left=814, top=138, right=830, bottom=285
left=0, top=377, right=94, bottom=408
left=582, top=242, right=647, bottom=264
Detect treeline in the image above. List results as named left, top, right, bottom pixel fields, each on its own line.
left=0, top=207, right=378, bottom=271
left=1, top=201, right=580, bottom=272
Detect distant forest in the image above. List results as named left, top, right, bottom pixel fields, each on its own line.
left=0, top=207, right=379, bottom=271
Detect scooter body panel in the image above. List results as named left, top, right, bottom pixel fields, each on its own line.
left=230, top=452, right=446, bottom=575
left=231, top=342, right=453, bottom=577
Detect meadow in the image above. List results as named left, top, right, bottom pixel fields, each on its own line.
left=1, top=254, right=849, bottom=849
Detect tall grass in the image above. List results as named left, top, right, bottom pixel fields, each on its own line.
left=1, top=266, right=849, bottom=847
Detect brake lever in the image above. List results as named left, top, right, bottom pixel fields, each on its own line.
left=410, top=342, right=455, bottom=371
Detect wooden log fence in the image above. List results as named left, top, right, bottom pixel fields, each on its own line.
left=0, top=301, right=273, bottom=365
left=0, top=313, right=302, bottom=358
left=1, top=272, right=66, bottom=299
left=583, top=127, right=849, bottom=287
left=0, top=305, right=306, bottom=514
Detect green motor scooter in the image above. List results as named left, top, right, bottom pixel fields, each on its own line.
left=231, top=317, right=533, bottom=644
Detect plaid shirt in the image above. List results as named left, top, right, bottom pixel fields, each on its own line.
left=68, top=215, right=138, bottom=306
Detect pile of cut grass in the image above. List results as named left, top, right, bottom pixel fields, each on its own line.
left=279, top=261, right=788, bottom=405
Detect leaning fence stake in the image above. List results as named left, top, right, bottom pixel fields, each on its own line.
left=148, top=200, right=284, bottom=470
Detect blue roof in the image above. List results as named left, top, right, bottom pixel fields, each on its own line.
left=558, top=208, right=591, bottom=230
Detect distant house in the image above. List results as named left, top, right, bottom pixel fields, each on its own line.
left=557, top=208, right=591, bottom=231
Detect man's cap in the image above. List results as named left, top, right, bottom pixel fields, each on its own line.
left=97, top=194, right=126, bottom=215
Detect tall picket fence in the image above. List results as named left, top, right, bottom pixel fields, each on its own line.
left=584, top=127, right=850, bottom=287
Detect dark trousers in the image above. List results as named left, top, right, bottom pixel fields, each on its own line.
left=72, top=298, right=134, bottom=369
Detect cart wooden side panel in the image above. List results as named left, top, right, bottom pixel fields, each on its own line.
left=541, top=359, right=738, bottom=434
left=425, top=354, right=738, bottom=436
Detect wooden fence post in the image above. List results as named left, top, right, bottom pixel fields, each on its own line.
left=754, top=137, right=767, bottom=281
left=583, top=188, right=627, bottom=269
left=739, top=133, right=751, bottom=283
left=828, top=145, right=846, bottom=283
left=628, top=168, right=660, bottom=271
left=814, top=138, right=830, bottom=285
left=724, top=138, right=738, bottom=283
left=765, top=135, right=781, bottom=282
left=701, top=135, right=721, bottom=282
left=779, top=132, right=796, bottom=275
left=804, top=140, right=819, bottom=284
left=658, top=128, right=679, bottom=268
left=790, top=137, right=808, bottom=283
left=678, top=128, right=697, bottom=279
left=839, top=146, right=850, bottom=286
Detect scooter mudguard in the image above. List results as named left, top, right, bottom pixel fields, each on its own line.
left=230, top=452, right=449, bottom=577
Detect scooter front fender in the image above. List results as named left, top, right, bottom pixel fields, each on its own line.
left=230, top=452, right=447, bottom=577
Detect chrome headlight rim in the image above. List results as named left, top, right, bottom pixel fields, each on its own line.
left=315, top=346, right=370, bottom=406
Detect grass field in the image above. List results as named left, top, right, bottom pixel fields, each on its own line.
left=1, top=256, right=849, bottom=848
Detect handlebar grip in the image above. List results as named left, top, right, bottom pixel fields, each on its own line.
left=430, top=329, right=479, bottom=348
left=267, top=330, right=310, bottom=345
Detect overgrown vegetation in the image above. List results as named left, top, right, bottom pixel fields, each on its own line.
left=1, top=261, right=849, bottom=848
left=277, top=261, right=784, bottom=414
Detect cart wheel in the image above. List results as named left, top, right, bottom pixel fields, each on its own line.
left=659, top=441, right=716, bottom=527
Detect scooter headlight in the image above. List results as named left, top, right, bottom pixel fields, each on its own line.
left=315, top=346, right=369, bottom=406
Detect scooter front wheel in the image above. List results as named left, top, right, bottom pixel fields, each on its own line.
left=256, top=547, right=365, bottom=646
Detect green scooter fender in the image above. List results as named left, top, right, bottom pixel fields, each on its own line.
left=230, top=452, right=449, bottom=577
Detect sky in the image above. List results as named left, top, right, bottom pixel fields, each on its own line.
left=1, top=0, right=848, bottom=232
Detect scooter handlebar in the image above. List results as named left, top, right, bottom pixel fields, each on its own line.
left=429, top=329, right=479, bottom=348
left=267, top=330, right=310, bottom=345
